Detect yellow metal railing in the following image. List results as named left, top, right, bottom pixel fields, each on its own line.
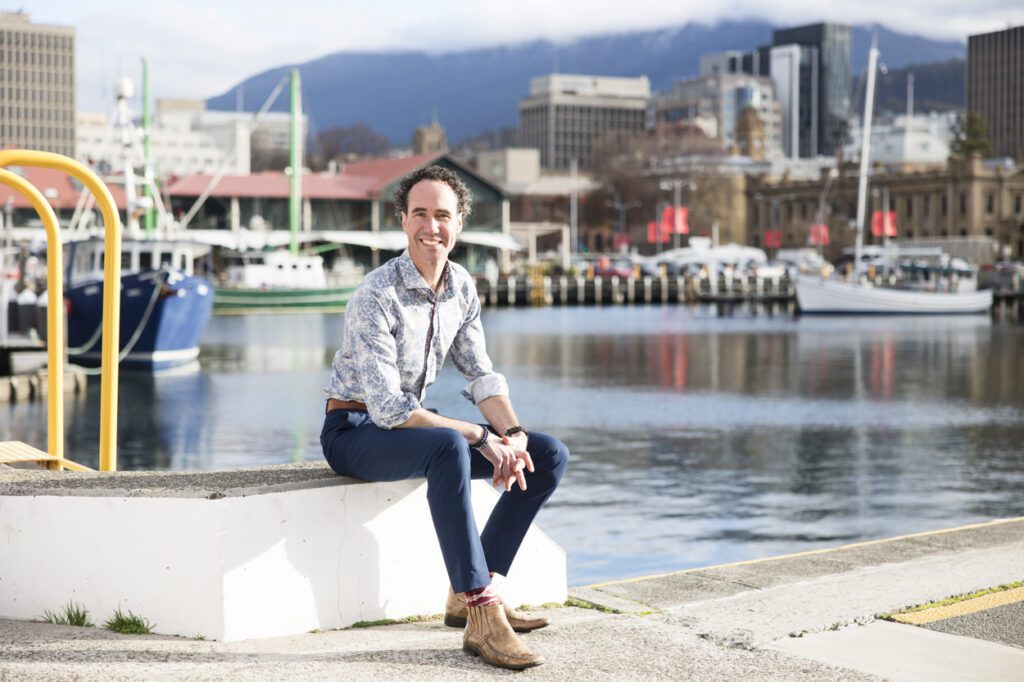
left=0, top=169, right=64, bottom=460
left=0, top=150, right=122, bottom=472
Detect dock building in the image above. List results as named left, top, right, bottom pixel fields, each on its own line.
left=747, top=155, right=1024, bottom=260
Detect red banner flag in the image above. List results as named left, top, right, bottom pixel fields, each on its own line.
left=647, top=221, right=669, bottom=244
left=871, top=210, right=897, bottom=237
left=764, top=229, right=783, bottom=249
left=809, top=223, right=830, bottom=246
left=661, top=205, right=689, bottom=235
left=613, top=233, right=631, bottom=251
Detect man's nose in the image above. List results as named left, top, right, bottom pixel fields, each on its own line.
left=426, top=218, right=442, bottom=233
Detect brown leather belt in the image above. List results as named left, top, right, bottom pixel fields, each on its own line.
left=327, top=398, right=368, bottom=412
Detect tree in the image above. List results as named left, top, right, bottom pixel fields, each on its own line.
left=310, top=124, right=392, bottom=170
left=950, top=112, right=993, bottom=158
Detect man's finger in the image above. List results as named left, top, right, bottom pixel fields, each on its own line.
left=520, top=451, right=536, bottom=473
left=515, top=468, right=527, bottom=491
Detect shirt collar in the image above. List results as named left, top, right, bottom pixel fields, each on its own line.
left=397, top=249, right=453, bottom=297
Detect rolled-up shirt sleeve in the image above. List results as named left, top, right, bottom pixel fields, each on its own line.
left=450, top=288, right=509, bottom=404
left=346, top=288, right=421, bottom=428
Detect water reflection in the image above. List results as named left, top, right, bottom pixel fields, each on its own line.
left=4, top=307, right=1022, bottom=586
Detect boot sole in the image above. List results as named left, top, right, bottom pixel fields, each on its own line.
left=462, top=644, right=544, bottom=670
left=445, top=614, right=548, bottom=633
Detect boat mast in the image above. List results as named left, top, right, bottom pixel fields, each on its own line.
left=142, top=56, right=155, bottom=236
left=853, top=34, right=879, bottom=278
left=116, top=77, right=140, bottom=237
left=289, top=68, right=301, bottom=256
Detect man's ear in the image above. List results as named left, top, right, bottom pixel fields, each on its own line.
left=455, top=215, right=464, bottom=234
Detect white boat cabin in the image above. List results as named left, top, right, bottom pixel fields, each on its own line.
left=221, top=249, right=327, bottom=290
left=67, top=238, right=209, bottom=283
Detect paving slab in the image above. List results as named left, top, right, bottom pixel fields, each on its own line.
left=768, top=620, right=1024, bottom=682
left=588, top=570, right=752, bottom=610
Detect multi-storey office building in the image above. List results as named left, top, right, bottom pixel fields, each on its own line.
left=650, top=73, right=783, bottom=158
left=772, top=23, right=851, bottom=159
left=0, top=12, right=75, bottom=156
left=967, top=25, right=1024, bottom=161
left=701, top=22, right=849, bottom=160
left=518, top=74, right=649, bottom=171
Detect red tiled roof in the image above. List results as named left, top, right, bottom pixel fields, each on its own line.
left=339, top=153, right=443, bottom=187
left=164, top=171, right=379, bottom=200
left=164, top=153, right=446, bottom=200
left=0, top=164, right=130, bottom=211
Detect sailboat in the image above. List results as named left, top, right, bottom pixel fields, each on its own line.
left=796, top=38, right=993, bottom=315
left=211, top=69, right=358, bottom=314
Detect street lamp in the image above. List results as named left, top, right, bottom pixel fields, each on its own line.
left=659, top=178, right=695, bottom=250
left=605, top=193, right=641, bottom=253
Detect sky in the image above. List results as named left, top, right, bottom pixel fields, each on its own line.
left=18, top=0, right=1024, bottom=113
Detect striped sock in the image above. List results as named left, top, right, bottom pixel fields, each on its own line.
left=465, top=583, right=500, bottom=608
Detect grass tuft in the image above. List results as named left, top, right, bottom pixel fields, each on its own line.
left=880, top=580, right=1024, bottom=620
left=103, top=608, right=155, bottom=634
left=350, top=614, right=442, bottom=628
left=41, top=602, right=93, bottom=627
left=564, top=596, right=621, bottom=614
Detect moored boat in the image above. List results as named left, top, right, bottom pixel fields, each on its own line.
left=796, top=36, right=994, bottom=317
left=64, top=237, right=213, bottom=369
left=213, top=249, right=356, bottom=314
left=795, top=276, right=992, bottom=315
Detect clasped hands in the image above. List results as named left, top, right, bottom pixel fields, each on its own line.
left=479, top=432, right=534, bottom=492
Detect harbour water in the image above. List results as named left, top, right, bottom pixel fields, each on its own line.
left=5, top=307, right=1024, bottom=586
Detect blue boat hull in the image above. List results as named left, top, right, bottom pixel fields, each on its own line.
left=66, top=270, right=214, bottom=370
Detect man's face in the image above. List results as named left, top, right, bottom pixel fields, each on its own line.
left=401, top=179, right=463, bottom=270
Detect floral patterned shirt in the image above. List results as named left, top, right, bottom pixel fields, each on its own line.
left=324, top=250, right=508, bottom=428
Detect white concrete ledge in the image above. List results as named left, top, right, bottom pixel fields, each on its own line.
left=0, top=463, right=567, bottom=641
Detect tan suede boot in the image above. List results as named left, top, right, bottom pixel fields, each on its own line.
left=444, top=587, right=550, bottom=632
left=463, top=602, right=544, bottom=670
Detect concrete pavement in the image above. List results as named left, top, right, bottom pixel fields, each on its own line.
left=1, top=517, right=1022, bottom=680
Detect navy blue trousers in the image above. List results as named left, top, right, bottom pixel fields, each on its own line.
left=320, top=408, right=569, bottom=593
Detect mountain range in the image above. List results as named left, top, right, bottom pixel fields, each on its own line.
left=206, top=20, right=966, bottom=145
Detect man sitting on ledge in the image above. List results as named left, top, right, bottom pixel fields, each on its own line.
left=320, top=165, right=570, bottom=670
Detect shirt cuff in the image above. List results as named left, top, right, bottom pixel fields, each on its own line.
left=461, top=372, right=509, bottom=405
left=369, top=393, right=421, bottom=429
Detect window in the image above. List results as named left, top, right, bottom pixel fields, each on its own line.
left=906, top=196, right=913, bottom=218
left=986, top=193, right=995, bottom=214
left=960, top=192, right=967, bottom=216
left=941, top=194, right=948, bottom=216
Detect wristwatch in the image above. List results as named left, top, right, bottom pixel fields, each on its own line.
left=504, top=425, right=528, bottom=438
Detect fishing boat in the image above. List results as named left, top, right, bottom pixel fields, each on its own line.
left=795, top=38, right=993, bottom=316
left=64, top=237, right=213, bottom=369
left=210, top=69, right=359, bottom=314
left=212, top=248, right=356, bottom=314
left=64, top=62, right=214, bottom=369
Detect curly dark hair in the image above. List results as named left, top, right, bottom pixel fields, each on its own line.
left=393, top=165, right=473, bottom=219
